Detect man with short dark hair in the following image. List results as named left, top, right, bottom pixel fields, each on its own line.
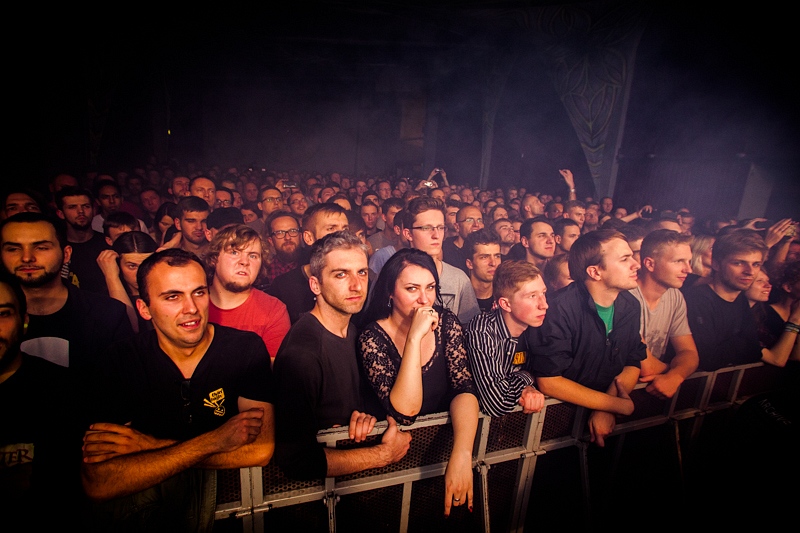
left=368, top=197, right=404, bottom=254
left=552, top=218, right=581, bottom=256
left=80, top=249, right=275, bottom=530
left=273, top=231, right=411, bottom=479
left=360, top=200, right=380, bottom=237
left=248, top=186, right=285, bottom=236
left=684, top=229, right=790, bottom=370
left=519, top=216, right=555, bottom=269
left=167, top=175, right=191, bottom=204
left=268, top=203, right=350, bottom=323
left=56, top=186, right=111, bottom=295
left=491, top=218, right=517, bottom=259
left=173, top=196, right=211, bottom=255
left=0, top=213, right=133, bottom=377
left=402, top=197, right=480, bottom=324
left=464, top=229, right=502, bottom=314
left=527, top=229, right=645, bottom=446
left=91, top=179, right=147, bottom=233
left=562, top=200, right=586, bottom=229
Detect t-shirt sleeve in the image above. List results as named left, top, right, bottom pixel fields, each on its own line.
left=668, top=291, right=692, bottom=339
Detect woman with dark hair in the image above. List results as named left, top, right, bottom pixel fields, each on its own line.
left=97, top=231, right=158, bottom=332
left=151, top=201, right=177, bottom=246
left=358, top=248, right=479, bottom=515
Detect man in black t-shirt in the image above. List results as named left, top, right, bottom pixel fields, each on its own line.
left=0, top=213, right=133, bottom=376
left=80, top=249, right=275, bottom=530
left=273, top=231, right=410, bottom=480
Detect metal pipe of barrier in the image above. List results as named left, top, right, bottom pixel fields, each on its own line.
left=215, top=362, right=783, bottom=531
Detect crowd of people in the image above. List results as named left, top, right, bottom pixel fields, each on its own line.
left=1, top=162, right=798, bottom=529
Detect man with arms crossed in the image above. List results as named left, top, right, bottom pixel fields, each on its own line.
left=629, top=229, right=699, bottom=399
left=527, top=230, right=645, bottom=446
left=80, top=249, right=275, bottom=529
left=273, top=231, right=410, bottom=479
left=466, top=260, right=547, bottom=417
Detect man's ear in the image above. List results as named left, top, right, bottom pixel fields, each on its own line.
left=62, top=245, right=72, bottom=266
left=136, top=298, right=152, bottom=321
left=554, top=235, right=563, bottom=245
left=465, top=258, right=474, bottom=272
left=174, top=218, right=182, bottom=230
left=586, top=265, right=602, bottom=281
left=497, top=296, right=512, bottom=313
left=303, top=230, right=315, bottom=247
left=402, top=228, right=413, bottom=246
left=56, top=210, right=65, bottom=220
left=308, top=275, right=321, bottom=296
left=521, top=236, right=529, bottom=249
left=105, top=236, right=113, bottom=247
left=643, top=257, right=656, bottom=273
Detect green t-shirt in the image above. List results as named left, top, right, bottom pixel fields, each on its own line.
left=595, top=302, right=615, bottom=336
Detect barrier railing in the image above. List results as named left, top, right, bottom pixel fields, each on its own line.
left=214, top=361, right=785, bottom=532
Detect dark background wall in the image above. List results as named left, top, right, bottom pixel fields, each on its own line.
left=13, top=2, right=798, bottom=221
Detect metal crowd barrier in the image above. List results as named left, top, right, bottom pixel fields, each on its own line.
left=213, top=361, right=786, bottom=532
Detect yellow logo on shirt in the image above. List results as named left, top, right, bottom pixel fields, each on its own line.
left=203, top=388, right=226, bottom=416
left=512, top=351, right=526, bottom=365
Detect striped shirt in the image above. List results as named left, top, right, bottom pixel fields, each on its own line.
left=464, top=308, right=536, bottom=417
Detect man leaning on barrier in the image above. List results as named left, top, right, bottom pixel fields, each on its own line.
left=80, top=249, right=276, bottom=530
left=273, top=231, right=411, bottom=480
left=526, top=230, right=646, bottom=447
left=465, top=260, right=547, bottom=417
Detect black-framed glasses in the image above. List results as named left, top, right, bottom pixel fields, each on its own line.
left=261, top=197, right=282, bottom=203
left=459, top=217, right=484, bottom=225
left=412, top=225, right=446, bottom=234
left=180, top=379, right=192, bottom=425
left=271, top=228, right=301, bottom=239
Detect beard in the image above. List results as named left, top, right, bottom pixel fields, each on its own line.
left=68, top=219, right=92, bottom=232
left=275, top=244, right=301, bottom=264
left=15, top=267, right=61, bottom=288
left=221, top=278, right=252, bottom=293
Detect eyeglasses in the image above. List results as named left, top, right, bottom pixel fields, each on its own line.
left=459, top=217, right=483, bottom=225
left=261, top=197, right=282, bottom=203
left=180, top=379, right=192, bottom=425
left=216, top=199, right=233, bottom=207
left=271, top=228, right=301, bottom=239
left=412, top=225, right=446, bottom=234
left=289, top=198, right=307, bottom=205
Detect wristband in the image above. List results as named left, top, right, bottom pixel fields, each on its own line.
left=785, top=322, right=800, bottom=334
left=569, top=188, right=576, bottom=192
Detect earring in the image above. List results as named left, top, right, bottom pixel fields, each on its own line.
left=387, top=298, right=392, bottom=308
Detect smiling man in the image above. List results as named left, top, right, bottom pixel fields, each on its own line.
left=80, top=249, right=275, bottom=530
left=683, top=229, right=783, bottom=371
left=205, top=224, right=290, bottom=363
left=526, top=229, right=646, bottom=447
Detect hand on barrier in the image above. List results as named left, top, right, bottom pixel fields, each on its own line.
left=348, top=410, right=377, bottom=442
left=519, top=386, right=545, bottom=414
left=588, top=410, right=616, bottom=448
left=379, top=416, right=411, bottom=466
